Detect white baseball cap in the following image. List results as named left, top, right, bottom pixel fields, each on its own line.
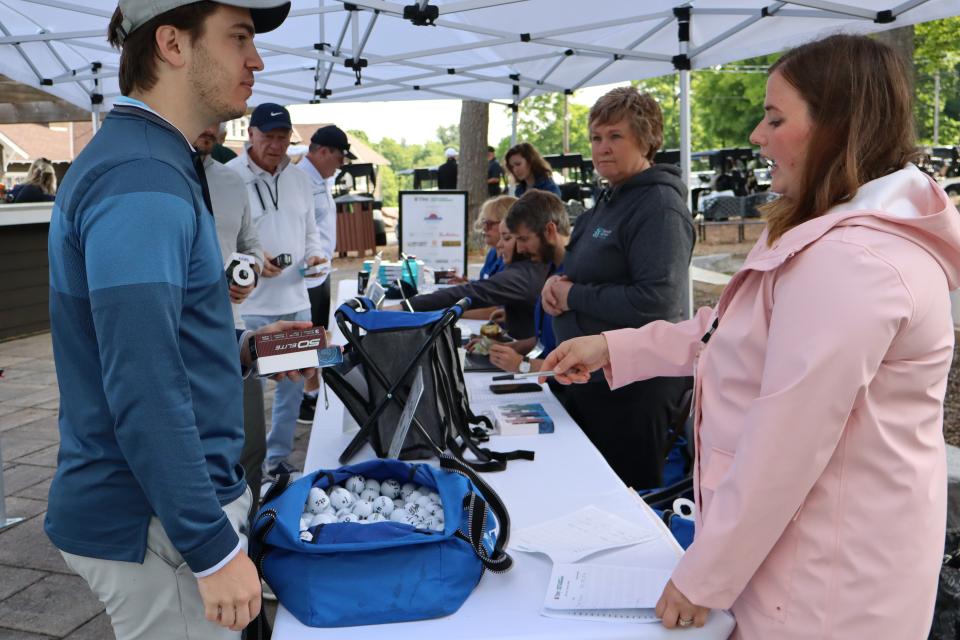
left=117, top=1, right=290, bottom=42
left=445, top=147, right=458, bottom=158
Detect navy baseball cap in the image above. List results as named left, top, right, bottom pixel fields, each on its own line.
left=249, top=103, right=292, bottom=132
left=117, top=1, right=291, bottom=41
left=311, top=125, right=357, bottom=159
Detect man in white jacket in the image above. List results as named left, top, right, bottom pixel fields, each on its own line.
left=294, top=125, right=354, bottom=424
left=227, top=103, right=327, bottom=477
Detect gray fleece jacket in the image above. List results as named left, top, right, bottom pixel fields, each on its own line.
left=409, top=259, right=549, bottom=339
left=553, top=164, right=694, bottom=343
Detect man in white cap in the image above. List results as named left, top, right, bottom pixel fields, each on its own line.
left=227, top=103, right=328, bottom=478
left=437, top=146, right=458, bottom=189
left=45, top=2, right=297, bottom=637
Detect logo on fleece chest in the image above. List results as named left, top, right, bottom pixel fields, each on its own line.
left=591, top=226, right=613, bottom=240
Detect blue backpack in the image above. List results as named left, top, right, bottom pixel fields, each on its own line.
left=250, top=456, right=512, bottom=628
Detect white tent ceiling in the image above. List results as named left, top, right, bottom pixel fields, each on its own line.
left=1, top=0, right=958, bottom=115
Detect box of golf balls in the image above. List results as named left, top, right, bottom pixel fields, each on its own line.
left=251, top=457, right=513, bottom=627
left=491, top=402, right=554, bottom=436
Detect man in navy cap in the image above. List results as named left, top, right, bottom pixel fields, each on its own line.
left=46, top=1, right=298, bottom=638
left=295, top=125, right=356, bottom=424
left=228, top=104, right=327, bottom=478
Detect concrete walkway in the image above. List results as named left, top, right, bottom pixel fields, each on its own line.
left=0, top=329, right=311, bottom=639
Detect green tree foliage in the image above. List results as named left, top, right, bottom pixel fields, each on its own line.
left=347, top=130, right=449, bottom=207
left=914, top=17, right=960, bottom=145
left=491, top=93, right=592, bottom=161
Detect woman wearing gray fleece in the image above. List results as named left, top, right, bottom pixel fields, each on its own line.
left=542, top=87, right=695, bottom=489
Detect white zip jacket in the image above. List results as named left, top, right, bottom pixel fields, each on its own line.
left=294, top=158, right=337, bottom=288
left=227, top=150, right=324, bottom=317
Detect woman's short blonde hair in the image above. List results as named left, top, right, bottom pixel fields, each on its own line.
left=473, top=195, right=518, bottom=233
left=588, top=86, right=663, bottom=162
left=26, top=158, right=57, bottom=196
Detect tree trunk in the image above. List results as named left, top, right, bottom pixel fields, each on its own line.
left=874, top=26, right=915, bottom=92
left=457, top=100, right=490, bottom=250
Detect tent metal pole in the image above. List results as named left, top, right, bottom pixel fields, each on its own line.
left=563, top=92, right=569, bottom=154
left=676, top=6, right=693, bottom=320
left=511, top=103, right=518, bottom=146
left=934, top=70, right=941, bottom=145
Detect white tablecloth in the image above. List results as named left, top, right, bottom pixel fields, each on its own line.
left=272, top=281, right=735, bottom=639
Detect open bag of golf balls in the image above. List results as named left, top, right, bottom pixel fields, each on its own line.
left=298, top=475, right=445, bottom=542
left=251, top=457, right=514, bottom=627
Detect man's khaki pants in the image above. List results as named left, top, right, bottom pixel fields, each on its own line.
left=61, top=488, right=252, bottom=640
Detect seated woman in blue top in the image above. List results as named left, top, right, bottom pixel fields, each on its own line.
left=11, top=158, right=57, bottom=203
left=505, top=142, right=561, bottom=198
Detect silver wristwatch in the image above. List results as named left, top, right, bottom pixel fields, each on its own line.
left=518, top=356, right=531, bottom=374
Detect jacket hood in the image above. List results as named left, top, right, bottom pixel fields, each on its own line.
left=608, top=163, right=687, bottom=202
left=742, top=164, right=960, bottom=290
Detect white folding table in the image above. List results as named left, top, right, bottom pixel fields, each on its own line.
left=272, top=281, right=736, bottom=639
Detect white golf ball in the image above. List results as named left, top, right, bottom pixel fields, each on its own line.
left=335, top=507, right=352, bottom=518
left=393, top=498, right=405, bottom=509
left=415, top=495, right=433, bottom=509
left=329, top=488, right=355, bottom=510
left=380, top=479, right=401, bottom=499
left=352, top=501, right=374, bottom=518
left=367, top=513, right=386, bottom=523
left=299, top=516, right=310, bottom=531
left=428, top=492, right=441, bottom=504
left=389, top=510, right=408, bottom=522
left=429, top=517, right=444, bottom=531
left=300, top=530, right=313, bottom=542
left=345, top=475, right=366, bottom=494
left=373, top=496, right=395, bottom=516
left=425, top=502, right=443, bottom=517
left=337, top=512, right=359, bottom=523
left=400, top=483, right=417, bottom=499
left=307, top=487, right=330, bottom=514
left=309, top=512, right=337, bottom=527
left=407, top=489, right=424, bottom=502
left=360, top=488, right=379, bottom=503
left=363, top=478, right=381, bottom=493
left=404, top=502, right=421, bottom=517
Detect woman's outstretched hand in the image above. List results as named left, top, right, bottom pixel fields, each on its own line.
left=539, top=335, right=610, bottom=384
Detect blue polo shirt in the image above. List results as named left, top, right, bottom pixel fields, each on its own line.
left=534, top=262, right=563, bottom=358
left=478, top=247, right=504, bottom=280
left=45, top=98, right=246, bottom=574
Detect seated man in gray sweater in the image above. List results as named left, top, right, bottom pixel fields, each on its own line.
left=386, top=219, right=548, bottom=341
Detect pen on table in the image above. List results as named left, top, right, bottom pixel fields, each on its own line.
left=491, top=371, right=556, bottom=381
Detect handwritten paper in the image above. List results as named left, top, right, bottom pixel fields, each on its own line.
left=511, top=505, right=660, bottom=563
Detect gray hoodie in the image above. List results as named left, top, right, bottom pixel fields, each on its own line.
left=553, top=164, right=694, bottom=343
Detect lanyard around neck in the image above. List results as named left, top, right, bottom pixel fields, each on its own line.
left=253, top=174, right=280, bottom=211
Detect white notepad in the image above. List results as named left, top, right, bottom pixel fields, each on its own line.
left=541, top=563, right=672, bottom=623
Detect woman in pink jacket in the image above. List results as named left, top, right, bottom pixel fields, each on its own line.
left=543, top=34, right=960, bottom=639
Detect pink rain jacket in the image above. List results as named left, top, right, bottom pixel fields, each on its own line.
left=604, top=166, right=960, bottom=639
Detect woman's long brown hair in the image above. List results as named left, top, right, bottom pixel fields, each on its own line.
left=762, top=34, right=919, bottom=245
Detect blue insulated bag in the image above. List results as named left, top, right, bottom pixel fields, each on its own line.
left=250, top=456, right=513, bottom=628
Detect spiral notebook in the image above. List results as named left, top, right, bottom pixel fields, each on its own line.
left=541, top=563, right=672, bottom=623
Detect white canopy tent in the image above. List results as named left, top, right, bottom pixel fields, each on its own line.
left=1, top=0, right=959, bottom=183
